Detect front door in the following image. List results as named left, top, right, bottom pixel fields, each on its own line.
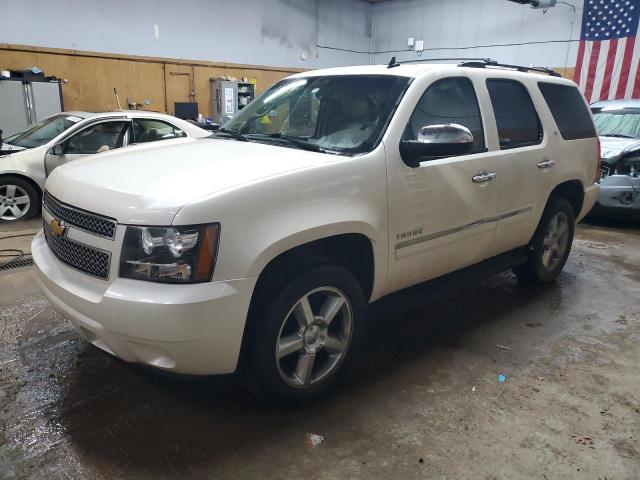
left=386, top=76, right=499, bottom=293
left=45, top=120, right=130, bottom=176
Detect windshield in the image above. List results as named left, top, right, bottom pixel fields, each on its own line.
left=222, top=75, right=411, bottom=155
left=592, top=108, right=640, bottom=139
left=4, top=114, right=84, bottom=148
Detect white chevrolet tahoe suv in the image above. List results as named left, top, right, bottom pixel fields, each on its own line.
left=32, top=61, right=600, bottom=404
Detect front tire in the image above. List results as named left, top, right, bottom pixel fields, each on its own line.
left=513, top=196, right=575, bottom=283
left=244, top=264, right=366, bottom=405
left=0, top=176, right=40, bottom=222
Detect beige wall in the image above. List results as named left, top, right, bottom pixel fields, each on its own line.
left=0, top=44, right=304, bottom=117
left=0, top=44, right=576, bottom=118
left=554, top=67, right=576, bottom=80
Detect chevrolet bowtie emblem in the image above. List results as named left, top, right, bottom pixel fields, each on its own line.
left=49, top=219, right=67, bottom=238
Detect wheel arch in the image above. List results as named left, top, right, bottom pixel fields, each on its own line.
left=547, top=179, right=584, bottom=218
left=238, top=231, right=377, bottom=381
left=0, top=170, right=42, bottom=196
left=249, top=230, right=378, bottom=305
left=0, top=172, right=43, bottom=201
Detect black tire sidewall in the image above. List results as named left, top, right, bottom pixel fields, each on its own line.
left=246, top=264, right=366, bottom=405
left=527, top=197, right=575, bottom=282
left=0, top=176, right=40, bottom=222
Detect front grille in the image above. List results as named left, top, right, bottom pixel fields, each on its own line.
left=44, top=225, right=111, bottom=279
left=44, top=192, right=116, bottom=239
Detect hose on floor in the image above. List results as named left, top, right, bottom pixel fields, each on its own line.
left=0, top=231, right=40, bottom=270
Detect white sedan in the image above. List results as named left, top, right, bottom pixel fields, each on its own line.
left=0, top=111, right=210, bottom=222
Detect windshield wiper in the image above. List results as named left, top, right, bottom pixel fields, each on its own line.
left=213, top=128, right=248, bottom=142
left=601, top=134, right=638, bottom=139
left=251, top=133, right=339, bottom=154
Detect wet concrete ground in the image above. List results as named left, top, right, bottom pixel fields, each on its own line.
left=0, top=217, right=639, bottom=479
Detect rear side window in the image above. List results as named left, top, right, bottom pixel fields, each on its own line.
left=538, top=83, right=596, bottom=140
left=486, top=79, right=543, bottom=150
left=132, top=119, right=187, bottom=143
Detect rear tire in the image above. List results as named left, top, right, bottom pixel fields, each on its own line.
left=0, top=176, right=40, bottom=222
left=243, top=263, right=366, bottom=405
left=513, top=196, right=575, bottom=284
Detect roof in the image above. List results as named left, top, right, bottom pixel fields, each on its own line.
left=54, top=110, right=209, bottom=137
left=289, top=63, right=573, bottom=84
left=58, top=110, right=196, bottom=120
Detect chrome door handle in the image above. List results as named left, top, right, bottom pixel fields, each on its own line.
left=472, top=171, right=497, bottom=183
left=537, top=159, right=556, bottom=169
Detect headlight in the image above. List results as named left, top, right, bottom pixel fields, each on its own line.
left=120, top=224, right=220, bottom=283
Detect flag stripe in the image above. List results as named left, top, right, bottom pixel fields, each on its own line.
left=592, top=41, right=610, bottom=102
left=608, top=37, right=627, bottom=99
left=616, top=37, right=635, bottom=99
left=584, top=42, right=601, bottom=102
left=579, top=41, right=593, bottom=93
left=599, top=39, right=618, bottom=101
left=625, top=36, right=640, bottom=98
left=574, top=40, right=586, bottom=85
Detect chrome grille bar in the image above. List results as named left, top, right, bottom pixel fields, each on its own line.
left=43, top=192, right=117, bottom=240
left=44, top=222, right=111, bottom=279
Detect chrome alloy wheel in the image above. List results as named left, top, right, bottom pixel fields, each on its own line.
left=275, top=286, right=353, bottom=388
left=0, top=184, right=31, bottom=221
left=541, top=211, right=570, bottom=271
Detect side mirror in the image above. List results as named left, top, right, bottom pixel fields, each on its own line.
left=400, top=123, right=474, bottom=168
left=50, top=143, right=64, bottom=155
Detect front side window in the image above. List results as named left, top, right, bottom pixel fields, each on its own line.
left=539, top=83, right=596, bottom=140
left=64, top=121, right=128, bottom=154
left=403, top=77, right=486, bottom=155
left=223, top=75, right=411, bottom=155
left=132, top=119, right=187, bottom=143
left=487, top=79, right=542, bottom=149
left=5, top=114, right=84, bottom=149
left=591, top=107, right=640, bottom=139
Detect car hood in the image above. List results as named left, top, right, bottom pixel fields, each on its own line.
left=1, top=143, right=27, bottom=152
left=599, top=136, right=640, bottom=165
left=45, top=137, right=344, bottom=225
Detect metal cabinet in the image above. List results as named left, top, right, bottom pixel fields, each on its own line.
left=210, top=79, right=256, bottom=125
left=0, top=78, right=63, bottom=136
left=211, top=79, right=238, bottom=125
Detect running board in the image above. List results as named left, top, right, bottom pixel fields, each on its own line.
left=369, top=248, right=527, bottom=318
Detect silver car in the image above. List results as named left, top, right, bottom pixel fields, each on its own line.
left=591, top=99, right=640, bottom=221
left=0, top=111, right=210, bottom=222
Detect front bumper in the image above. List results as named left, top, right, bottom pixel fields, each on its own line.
left=32, top=231, right=257, bottom=375
left=593, top=175, right=640, bottom=219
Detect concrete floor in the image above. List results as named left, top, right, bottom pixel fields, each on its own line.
left=0, top=217, right=639, bottom=480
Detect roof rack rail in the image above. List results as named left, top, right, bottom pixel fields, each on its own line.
left=386, top=56, right=561, bottom=77
left=387, top=56, right=495, bottom=68
left=458, top=59, right=561, bottom=77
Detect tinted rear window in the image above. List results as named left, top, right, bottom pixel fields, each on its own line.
left=486, top=79, right=543, bottom=150
left=538, top=83, right=596, bottom=140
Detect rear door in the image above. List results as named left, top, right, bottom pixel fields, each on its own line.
left=482, top=78, right=551, bottom=256
left=538, top=81, right=599, bottom=191
left=45, top=119, right=130, bottom=176
left=385, top=76, right=499, bottom=292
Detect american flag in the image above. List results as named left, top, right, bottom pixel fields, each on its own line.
left=574, top=0, right=640, bottom=103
